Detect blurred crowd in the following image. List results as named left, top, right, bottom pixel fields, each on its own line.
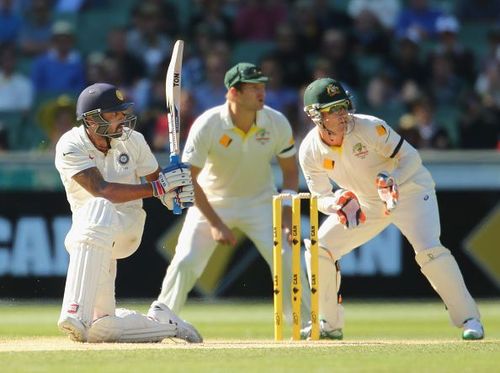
left=0, top=0, right=499, bottom=152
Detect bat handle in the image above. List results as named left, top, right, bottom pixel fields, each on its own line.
left=169, top=153, right=182, bottom=215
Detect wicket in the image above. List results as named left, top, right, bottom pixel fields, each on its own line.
left=272, top=193, right=319, bottom=341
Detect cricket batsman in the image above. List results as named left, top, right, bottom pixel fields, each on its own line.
left=55, top=83, right=202, bottom=343
left=298, top=78, right=484, bottom=340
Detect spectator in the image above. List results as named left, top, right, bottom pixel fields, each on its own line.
left=36, top=94, right=75, bottom=149
left=365, top=68, right=402, bottom=110
left=150, top=90, right=197, bottom=153
left=0, top=43, right=34, bottom=112
left=182, top=24, right=218, bottom=91
left=313, top=0, right=353, bottom=31
left=141, top=0, right=179, bottom=37
left=395, top=0, right=443, bottom=40
left=458, top=0, right=500, bottom=23
left=348, top=0, right=401, bottom=31
left=289, top=0, right=325, bottom=54
left=126, top=2, right=172, bottom=77
left=190, top=47, right=229, bottom=115
left=351, top=8, right=392, bottom=57
left=425, top=54, right=464, bottom=106
left=260, top=54, right=299, bottom=136
left=387, top=32, right=427, bottom=90
left=319, top=28, right=360, bottom=90
left=267, top=23, right=310, bottom=88
left=0, top=122, right=7, bottom=151
left=18, top=0, right=53, bottom=56
left=459, top=93, right=498, bottom=149
left=0, top=0, right=22, bottom=43
left=427, top=15, right=476, bottom=85
left=105, top=27, right=146, bottom=86
left=475, top=60, right=500, bottom=110
left=233, top=0, right=288, bottom=41
left=188, top=0, right=233, bottom=44
left=30, top=20, right=86, bottom=97
left=400, top=97, right=451, bottom=149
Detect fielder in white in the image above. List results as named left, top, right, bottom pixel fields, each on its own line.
left=55, top=83, right=202, bottom=343
left=151, top=63, right=310, bottom=322
left=298, top=78, right=484, bottom=340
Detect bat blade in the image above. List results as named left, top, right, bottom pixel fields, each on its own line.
left=165, top=39, right=184, bottom=161
left=165, top=40, right=184, bottom=215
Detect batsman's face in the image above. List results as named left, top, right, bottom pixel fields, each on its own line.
left=238, top=83, right=266, bottom=110
left=102, top=111, right=127, bottom=135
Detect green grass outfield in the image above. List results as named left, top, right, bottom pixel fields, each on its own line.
left=1, top=299, right=499, bottom=373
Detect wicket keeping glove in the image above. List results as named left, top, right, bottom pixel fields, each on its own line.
left=332, top=189, right=366, bottom=229
left=151, top=163, right=194, bottom=210
left=376, top=172, right=399, bottom=215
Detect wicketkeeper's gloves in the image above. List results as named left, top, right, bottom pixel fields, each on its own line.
left=375, top=172, right=399, bottom=215
left=331, top=189, right=366, bottom=229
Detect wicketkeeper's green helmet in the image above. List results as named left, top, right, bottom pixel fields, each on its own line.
left=303, top=78, right=354, bottom=126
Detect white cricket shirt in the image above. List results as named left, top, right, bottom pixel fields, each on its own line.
left=183, top=103, right=296, bottom=205
left=55, top=125, right=158, bottom=213
left=299, top=114, right=435, bottom=213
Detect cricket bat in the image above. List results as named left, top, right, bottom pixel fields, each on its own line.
left=165, top=40, right=184, bottom=215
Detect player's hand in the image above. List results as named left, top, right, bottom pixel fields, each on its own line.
left=211, top=222, right=237, bottom=246
left=153, top=163, right=192, bottom=195
left=155, top=184, right=195, bottom=211
left=151, top=163, right=194, bottom=210
left=331, top=189, right=366, bottom=229
left=376, top=172, right=399, bottom=215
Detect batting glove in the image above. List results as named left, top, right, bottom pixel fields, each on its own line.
left=151, top=163, right=194, bottom=210
left=376, top=172, right=399, bottom=215
left=332, top=189, right=366, bottom=229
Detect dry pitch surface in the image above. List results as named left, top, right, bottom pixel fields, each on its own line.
left=0, top=337, right=494, bottom=352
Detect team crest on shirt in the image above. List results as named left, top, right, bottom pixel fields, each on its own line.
left=352, top=142, right=368, bottom=159
left=118, top=153, right=129, bottom=165
left=255, top=129, right=270, bottom=145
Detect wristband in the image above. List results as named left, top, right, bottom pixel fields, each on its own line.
left=151, top=180, right=164, bottom=197
left=281, top=189, right=297, bottom=207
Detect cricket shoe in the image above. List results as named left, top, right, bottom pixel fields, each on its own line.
left=462, top=318, right=484, bottom=340
left=300, top=319, right=343, bottom=340
left=147, top=301, right=203, bottom=343
left=58, top=316, right=87, bottom=342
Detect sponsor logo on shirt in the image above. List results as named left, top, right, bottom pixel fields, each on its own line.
left=323, top=158, right=335, bottom=170
left=67, top=303, right=79, bottom=314
left=118, top=153, right=129, bottom=165
left=219, top=134, right=232, bottom=148
left=255, top=129, right=270, bottom=145
left=353, top=142, right=368, bottom=159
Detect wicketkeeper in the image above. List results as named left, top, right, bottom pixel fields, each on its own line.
left=298, top=78, right=484, bottom=340
left=55, top=83, right=202, bottom=343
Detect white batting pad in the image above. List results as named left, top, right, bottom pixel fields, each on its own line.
left=415, top=246, right=480, bottom=327
left=59, top=243, right=111, bottom=327
left=60, top=198, right=117, bottom=328
left=304, top=240, right=344, bottom=330
left=87, top=310, right=176, bottom=343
